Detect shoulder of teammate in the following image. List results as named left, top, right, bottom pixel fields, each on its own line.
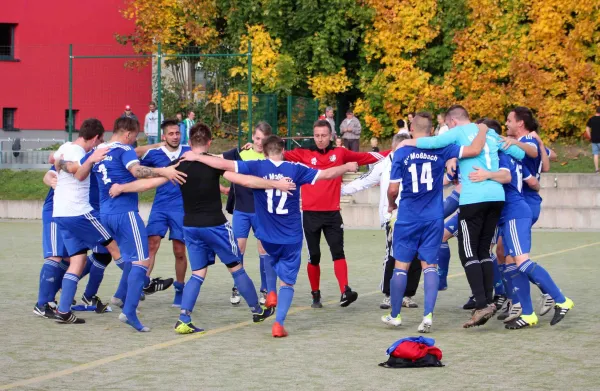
left=140, top=147, right=160, bottom=166
left=222, top=147, right=240, bottom=161
left=116, top=143, right=140, bottom=169
left=282, top=148, right=305, bottom=163
left=235, top=159, right=255, bottom=175
left=389, top=148, right=408, bottom=182
left=519, top=134, right=539, bottom=149
left=292, top=162, right=319, bottom=186
left=441, top=144, right=462, bottom=160
left=498, top=151, right=512, bottom=171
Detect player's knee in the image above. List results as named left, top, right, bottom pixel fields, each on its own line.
left=93, top=252, right=112, bottom=266
left=225, top=261, right=241, bottom=269
left=148, top=236, right=161, bottom=252
left=331, top=250, right=345, bottom=261
left=308, top=255, right=321, bottom=266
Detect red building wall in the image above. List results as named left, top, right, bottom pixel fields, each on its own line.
left=0, top=0, right=151, bottom=132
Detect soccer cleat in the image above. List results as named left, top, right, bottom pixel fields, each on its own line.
left=311, top=290, right=323, bottom=308
left=81, top=295, right=110, bottom=314
left=110, top=296, right=124, bottom=308
left=33, top=303, right=55, bottom=319
left=538, top=293, right=555, bottom=316
left=497, top=299, right=512, bottom=321
left=272, top=321, right=288, bottom=338
left=143, top=277, right=174, bottom=295
left=118, top=313, right=150, bottom=332
left=463, top=305, right=494, bottom=328
left=265, top=291, right=277, bottom=309
left=174, top=320, right=205, bottom=334
left=140, top=292, right=146, bottom=301
left=418, top=314, right=433, bottom=333
left=230, top=287, right=241, bottom=305
left=54, top=311, right=85, bottom=324
left=340, top=286, right=358, bottom=307
left=252, top=307, right=274, bottom=323
left=463, top=296, right=477, bottom=310
left=550, top=298, right=574, bottom=326
left=381, top=313, right=402, bottom=327
left=505, top=314, right=539, bottom=330
left=380, top=295, right=391, bottom=310
left=402, top=296, right=418, bottom=308
left=259, top=289, right=267, bottom=306
left=494, top=295, right=507, bottom=311
left=503, top=302, right=522, bottom=323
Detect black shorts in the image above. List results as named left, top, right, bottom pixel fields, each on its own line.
left=458, top=201, right=504, bottom=264
left=302, top=211, right=345, bottom=264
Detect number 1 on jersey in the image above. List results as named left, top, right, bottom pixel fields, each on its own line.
left=408, top=162, right=433, bottom=193
left=266, top=189, right=288, bottom=215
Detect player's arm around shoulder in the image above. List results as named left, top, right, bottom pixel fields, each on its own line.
left=460, top=124, right=488, bottom=158
left=128, top=158, right=186, bottom=185
left=317, top=161, right=359, bottom=181
left=341, top=160, right=384, bottom=195
left=180, top=151, right=236, bottom=172
left=109, top=177, right=170, bottom=198
left=341, top=147, right=387, bottom=165
left=223, top=171, right=296, bottom=194
left=522, top=166, right=541, bottom=191
left=43, top=169, right=57, bottom=189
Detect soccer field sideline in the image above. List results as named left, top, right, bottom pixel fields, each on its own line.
left=2, top=237, right=598, bottom=390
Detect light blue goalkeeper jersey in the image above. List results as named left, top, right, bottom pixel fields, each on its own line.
left=416, top=123, right=525, bottom=205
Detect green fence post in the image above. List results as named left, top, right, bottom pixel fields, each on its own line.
left=68, top=44, right=73, bottom=141
left=286, top=95, right=292, bottom=150
left=237, top=94, right=242, bottom=149
left=247, top=40, right=252, bottom=142
left=157, top=43, right=162, bottom=140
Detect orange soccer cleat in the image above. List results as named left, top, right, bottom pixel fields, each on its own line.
left=272, top=321, right=288, bottom=338
left=265, top=291, right=278, bottom=309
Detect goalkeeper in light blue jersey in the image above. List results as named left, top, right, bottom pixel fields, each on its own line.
left=400, top=105, right=526, bottom=328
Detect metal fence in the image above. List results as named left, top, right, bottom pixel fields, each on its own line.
left=0, top=138, right=64, bottom=169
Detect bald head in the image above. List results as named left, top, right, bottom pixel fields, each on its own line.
left=410, top=112, right=433, bottom=135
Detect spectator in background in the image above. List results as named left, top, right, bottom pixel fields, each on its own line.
left=407, top=112, right=415, bottom=128
left=335, top=138, right=345, bottom=148
left=370, top=137, right=380, bottom=153
left=325, top=106, right=337, bottom=140
left=585, top=107, right=600, bottom=173
left=183, top=111, right=195, bottom=144
left=121, top=105, right=139, bottom=123
left=436, top=112, right=449, bottom=135
left=176, top=113, right=187, bottom=144
left=340, top=110, right=362, bottom=152
left=144, top=101, right=164, bottom=145
left=397, top=119, right=409, bottom=135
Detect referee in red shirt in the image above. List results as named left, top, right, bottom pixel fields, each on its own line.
left=284, top=120, right=387, bottom=308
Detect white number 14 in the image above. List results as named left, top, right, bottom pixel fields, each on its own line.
left=408, top=162, right=433, bottom=193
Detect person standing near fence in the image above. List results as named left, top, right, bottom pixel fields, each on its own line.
left=325, top=106, right=337, bottom=140
left=340, top=110, right=362, bottom=152
left=183, top=111, right=196, bottom=144
left=585, top=106, right=600, bottom=173
left=144, top=102, right=163, bottom=145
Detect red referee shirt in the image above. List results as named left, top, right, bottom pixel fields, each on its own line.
left=283, top=145, right=389, bottom=211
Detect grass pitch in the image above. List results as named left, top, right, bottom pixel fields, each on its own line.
left=0, top=221, right=598, bottom=390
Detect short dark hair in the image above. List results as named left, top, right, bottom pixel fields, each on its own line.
left=254, top=121, right=272, bottom=136
left=396, top=119, right=405, bottom=128
left=189, top=123, right=212, bottom=146
left=346, top=110, right=353, bottom=115
left=511, top=106, right=539, bottom=132
left=596, top=106, right=600, bottom=114
left=446, top=105, right=470, bottom=121
left=411, top=111, right=433, bottom=133
left=313, top=119, right=332, bottom=133
left=149, top=101, right=156, bottom=106
left=408, top=112, right=415, bottom=117
left=161, top=119, right=180, bottom=130
left=262, top=135, right=285, bottom=156
left=79, top=118, right=105, bottom=141
left=114, top=117, right=140, bottom=134
left=476, top=117, right=503, bottom=135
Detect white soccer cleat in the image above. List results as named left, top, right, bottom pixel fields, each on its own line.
left=380, top=295, right=391, bottom=310
left=503, top=302, right=522, bottom=323
left=402, top=296, right=418, bottom=308
left=259, top=290, right=267, bottom=306
left=418, top=314, right=433, bottom=333
left=230, top=288, right=241, bottom=305
left=538, top=293, right=555, bottom=316
left=381, top=313, right=402, bottom=327
left=110, top=296, right=124, bottom=308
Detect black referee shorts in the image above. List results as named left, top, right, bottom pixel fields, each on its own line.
left=457, top=201, right=504, bottom=264
left=302, top=211, right=345, bottom=265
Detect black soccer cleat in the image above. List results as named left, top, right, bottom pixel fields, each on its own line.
left=550, top=298, right=574, bottom=326
left=493, top=295, right=507, bottom=311
left=252, top=307, right=274, bottom=323
left=340, top=286, right=358, bottom=307
left=463, top=296, right=476, bottom=310
left=54, top=311, right=85, bottom=324
left=33, top=303, right=55, bottom=319
left=82, top=294, right=110, bottom=314
left=311, top=290, right=323, bottom=308
left=505, top=314, right=538, bottom=330
left=143, top=277, right=174, bottom=295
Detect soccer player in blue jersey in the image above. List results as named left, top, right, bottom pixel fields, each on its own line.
left=108, top=123, right=296, bottom=334
left=139, top=119, right=191, bottom=305
left=383, top=112, right=488, bottom=332
left=183, top=135, right=358, bottom=337
left=400, top=105, right=529, bottom=327
left=78, top=117, right=185, bottom=332
left=469, top=134, right=574, bottom=329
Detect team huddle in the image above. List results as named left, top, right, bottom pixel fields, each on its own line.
left=33, top=104, right=573, bottom=337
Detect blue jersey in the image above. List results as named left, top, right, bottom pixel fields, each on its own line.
left=519, top=134, right=542, bottom=204
left=391, top=145, right=462, bottom=222
left=236, top=159, right=318, bottom=244
left=498, top=152, right=532, bottom=223
left=89, top=173, right=100, bottom=211
left=42, top=166, right=56, bottom=220
left=83, top=142, right=140, bottom=215
left=416, top=123, right=526, bottom=205
left=141, top=145, right=190, bottom=211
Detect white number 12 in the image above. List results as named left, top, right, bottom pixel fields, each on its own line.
left=266, top=189, right=288, bottom=215
left=408, top=162, right=433, bottom=193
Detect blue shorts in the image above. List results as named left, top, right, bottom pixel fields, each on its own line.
left=54, top=211, right=112, bottom=257
left=232, top=210, right=257, bottom=240
left=42, top=218, right=68, bottom=258
left=183, top=222, right=241, bottom=271
left=261, top=240, right=303, bottom=285
left=593, top=143, right=600, bottom=155
left=500, top=218, right=532, bottom=257
left=526, top=201, right=541, bottom=226
left=146, top=209, right=185, bottom=242
left=393, top=219, right=444, bottom=264
left=444, top=214, right=459, bottom=238
left=101, top=211, right=149, bottom=263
